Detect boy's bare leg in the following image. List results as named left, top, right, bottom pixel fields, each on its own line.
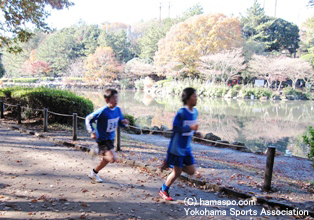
left=165, top=166, right=183, bottom=187
left=182, top=164, right=196, bottom=175
left=94, top=149, right=117, bottom=172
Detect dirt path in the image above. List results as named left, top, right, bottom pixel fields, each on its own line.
left=120, top=133, right=314, bottom=212
left=0, top=125, right=297, bottom=219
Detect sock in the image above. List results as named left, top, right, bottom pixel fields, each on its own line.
left=93, top=169, right=98, bottom=174
left=162, top=183, right=169, bottom=192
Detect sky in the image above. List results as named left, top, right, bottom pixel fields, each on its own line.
left=46, top=0, right=314, bottom=29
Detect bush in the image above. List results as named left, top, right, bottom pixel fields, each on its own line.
left=233, top=85, right=242, bottom=91
left=251, top=88, right=273, bottom=99
left=10, top=87, right=93, bottom=124
left=13, top=78, right=39, bottom=83
left=156, top=78, right=172, bottom=87
left=229, top=89, right=239, bottom=97
left=204, top=84, right=229, bottom=97
left=123, top=114, right=135, bottom=126
left=0, top=87, right=22, bottom=98
left=42, top=77, right=55, bottom=81
left=281, top=87, right=307, bottom=99
left=303, top=126, right=314, bottom=168
left=0, top=78, right=38, bottom=83
left=238, top=87, right=254, bottom=98
left=281, top=87, right=295, bottom=96
left=120, top=78, right=133, bottom=90
left=134, top=79, right=144, bottom=90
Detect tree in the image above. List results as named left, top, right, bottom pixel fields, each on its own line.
left=85, top=46, right=122, bottom=83
left=0, top=53, right=5, bottom=78
left=2, top=47, right=29, bottom=77
left=242, top=40, right=266, bottom=61
left=2, top=30, right=47, bottom=77
left=154, top=14, right=243, bottom=77
left=73, top=23, right=101, bottom=56
left=98, top=30, right=132, bottom=63
left=179, top=3, right=204, bottom=22
left=275, top=57, right=313, bottom=89
left=240, top=0, right=268, bottom=39
left=20, top=50, right=51, bottom=77
left=301, top=54, right=314, bottom=67
left=300, top=15, right=314, bottom=54
left=268, top=57, right=288, bottom=90
left=36, top=28, right=83, bottom=74
left=125, top=58, right=155, bottom=78
left=198, top=48, right=246, bottom=84
left=261, top=18, right=300, bottom=55
left=249, top=55, right=274, bottom=87
left=250, top=55, right=314, bottom=89
left=241, top=1, right=300, bottom=55
left=138, top=4, right=204, bottom=62
left=65, top=58, right=86, bottom=78
left=102, top=22, right=128, bottom=34
left=0, top=0, right=74, bottom=53
left=308, top=0, right=314, bottom=7
left=138, top=18, right=177, bottom=62
left=21, top=60, right=51, bottom=76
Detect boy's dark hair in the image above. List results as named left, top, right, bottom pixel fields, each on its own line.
left=104, top=89, right=118, bottom=100
left=181, top=87, right=196, bottom=105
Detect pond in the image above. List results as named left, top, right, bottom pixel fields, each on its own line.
left=78, top=90, right=314, bottom=158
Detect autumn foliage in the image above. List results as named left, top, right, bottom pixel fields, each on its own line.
left=85, top=46, right=122, bottom=84
left=154, top=14, right=244, bottom=77
left=21, top=50, right=51, bottom=76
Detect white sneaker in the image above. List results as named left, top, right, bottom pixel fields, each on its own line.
left=88, top=170, right=104, bottom=183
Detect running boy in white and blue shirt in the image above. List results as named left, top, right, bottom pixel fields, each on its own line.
left=85, top=89, right=129, bottom=183
left=159, top=87, right=200, bottom=201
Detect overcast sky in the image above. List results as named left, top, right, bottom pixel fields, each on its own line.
left=46, top=0, right=314, bottom=29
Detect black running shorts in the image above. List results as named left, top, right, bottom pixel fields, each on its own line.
left=97, top=140, right=115, bottom=153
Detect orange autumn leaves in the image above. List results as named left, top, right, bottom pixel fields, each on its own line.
left=154, top=14, right=244, bottom=76
left=85, top=47, right=122, bottom=84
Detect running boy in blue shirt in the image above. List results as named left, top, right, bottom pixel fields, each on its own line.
left=85, top=89, right=129, bottom=183
left=159, top=87, right=199, bottom=201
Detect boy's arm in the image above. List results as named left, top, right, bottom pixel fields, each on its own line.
left=172, top=111, right=191, bottom=133
left=118, top=108, right=128, bottom=128
left=85, top=109, right=102, bottom=133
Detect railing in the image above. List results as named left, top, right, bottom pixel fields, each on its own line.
left=0, top=100, right=277, bottom=190
left=0, top=100, right=123, bottom=151
left=0, top=100, right=251, bottom=149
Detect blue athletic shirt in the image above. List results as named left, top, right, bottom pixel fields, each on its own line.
left=85, top=106, right=126, bottom=141
left=167, top=106, right=198, bottom=156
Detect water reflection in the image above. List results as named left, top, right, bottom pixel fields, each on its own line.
left=78, top=90, right=313, bottom=158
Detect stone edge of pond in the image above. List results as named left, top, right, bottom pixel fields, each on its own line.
left=3, top=124, right=314, bottom=218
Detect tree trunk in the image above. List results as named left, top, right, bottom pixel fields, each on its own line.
left=293, top=80, right=297, bottom=90
left=266, top=80, right=271, bottom=88
left=277, top=81, right=282, bottom=91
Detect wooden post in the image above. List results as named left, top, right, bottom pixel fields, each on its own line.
left=73, top=113, right=77, bottom=141
left=116, top=127, right=121, bottom=151
left=17, top=104, right=21, bottom=124
left=263, top=146, right=276, bottom=191
left=43, top=108, right=48, bottom=132
left=0, top=101, right=4, bottom=119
